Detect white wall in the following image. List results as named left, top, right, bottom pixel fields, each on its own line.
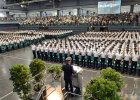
left=71, top=9, right=77, bottom=15
left=63, top=9, right=71, bottom=15
left=121, top=6, right=130, bottom=13
left=63, top=9, right=77, bottom=15
left=83, top=8, right=97, bottom=15
left=28, top=12, right=40, bottom=17
left=46, top=10, right=57, bottom=16
left=134, top=5, right=140, bottom=13
left=10, top=12, right=41, bottom=17
left=0, top=12, right=6, bottom=17
left=10, top=12, right=26, bottom=17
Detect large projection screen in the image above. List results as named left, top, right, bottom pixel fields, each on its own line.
left=98, top=0, right=121, bottom=14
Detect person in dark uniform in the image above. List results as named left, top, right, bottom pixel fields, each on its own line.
left=75, top=48, right=79, bottom=65
left=100, top=49, right=106, bottom=69
left=53, top=45, right=57, bottom=62
left=31, top=44, right=36, bottom=58
left=115, top=50, right=123, bottom=72
left=49, top=45, right=53, bottom=61
left=59, top=46, right=63, bottom=63
left=87, top=47, right=92, bottom=68
left=36, top=44, right=40, bottom=59
left=62, top=57, right=76, bottom=93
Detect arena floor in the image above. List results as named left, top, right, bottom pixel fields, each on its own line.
left=0, top=47, right=140, bottom=100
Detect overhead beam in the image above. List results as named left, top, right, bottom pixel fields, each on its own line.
left=77, top=0, right=80, bottom=6
left=6, top=0, right=49, bottom=7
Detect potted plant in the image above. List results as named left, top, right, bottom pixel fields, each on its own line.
left=47, top=64, right=63, bottom=80
left=84, top=67, right=124, bottom=100
left=100, top=67, right=124, bottom=91
left=29, top=59, right=46, bottom=92
left=84, top=77, right=122, bottom=100
left=9, top=64, right=31, bottom=100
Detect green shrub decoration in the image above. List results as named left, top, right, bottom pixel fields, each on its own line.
left=100, top=67, right=124, bottom=91
left=29, top=59, right=46, bottom=92
left=84, top=77, right=122, bottom=100
left=9, top=64, right=31, bottom=100
left=29, top=59, right=46, bottom=76
left=84, top=67, right=124, bottom=100
left=47, top=64, right=63, bottom=80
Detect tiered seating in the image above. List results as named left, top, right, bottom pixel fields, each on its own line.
left=20, top=13, right=137, bottom=26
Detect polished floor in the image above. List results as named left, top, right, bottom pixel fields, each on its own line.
left=0, top=47, right=140, bottom=100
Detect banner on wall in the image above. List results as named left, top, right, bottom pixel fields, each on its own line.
left=98, top=0, right=121, bottom=14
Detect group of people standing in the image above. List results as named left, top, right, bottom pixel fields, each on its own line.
left=0, top=30, right=45, bottom=53
left=0, top=30, right=72, bottom=53
left=32, top=31, right=140, bottom=76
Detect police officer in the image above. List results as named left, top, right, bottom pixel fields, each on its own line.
left=108, top=49, right=113, bottom=68
left=36, top=44, right=40, bottom=59
left=65, top=47, right=69, bottom=59
left=53, top=45, right=57, bottom=62
left=115, top=50, right=123, bottom=72
left=69, top=47, right=74, bottom=64
left=122, top=51, right=130, bottom=74
left=81, top=47, right=86, bottom=67
left=130, top=51, right=139, bottom=75
left=59, top=46, right=63, bottom=63
left=62, top=57, right=76, bottom=94
left=101, top=49, right=106, bottom=69
left=49, top=45, right=53, bottom=61
left=87, top=47, right=92, bottom=67
left=75, top=47, right=79, bottom=65
left=94, top=48, right=99, bottom=69
left=31, top=44, right=36, bottom=58
left=44, top=45, right=48, bottom=61
left=40, top=45, right=44, bottom=60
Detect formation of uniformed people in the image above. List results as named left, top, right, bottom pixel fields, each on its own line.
left=32, top=31, right=140, bottom=76
left=40, top=30, right=73, bottom=39
left=0, top=30, right=72, bottom=53
left=0, top=31, right=43, bottom=53
left=27, top=30, right=73, bottom=39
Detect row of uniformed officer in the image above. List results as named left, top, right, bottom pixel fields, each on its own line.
left=32, top=32, right=140, bottom=75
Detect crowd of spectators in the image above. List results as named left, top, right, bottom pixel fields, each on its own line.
left=0, top=17, right=25, bottom=22
left=0, top=12, right=139, bottom=26
left=20, top=13, right=140, bottom=26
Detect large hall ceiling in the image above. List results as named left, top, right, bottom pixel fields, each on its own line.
left=5, top=0, right=140, bottom=11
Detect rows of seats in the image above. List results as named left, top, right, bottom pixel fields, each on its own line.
left=20, top=13, right=139, bottom=26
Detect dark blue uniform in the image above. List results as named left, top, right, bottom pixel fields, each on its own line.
left=62, top=64, right=74, bottom=92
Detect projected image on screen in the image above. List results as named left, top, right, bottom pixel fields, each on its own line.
left=98, top=0, right=121, bottom=14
